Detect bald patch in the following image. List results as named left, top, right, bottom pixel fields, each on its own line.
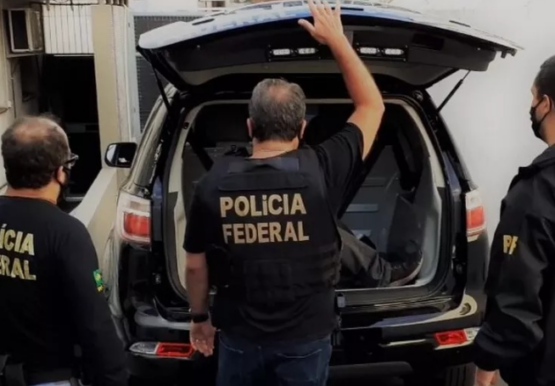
left=265, top=84, right=294, bottom=102
left=9, top=117, right=68, bottom=146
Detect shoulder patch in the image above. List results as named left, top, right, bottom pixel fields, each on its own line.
left=503, top=235, right=519, bottom=255
left=93, top=269, right=104, bottom=293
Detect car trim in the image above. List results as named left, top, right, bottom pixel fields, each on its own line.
left=138, top=2, right=520, bottom=51
left=366, top=293, right=477, bottom=329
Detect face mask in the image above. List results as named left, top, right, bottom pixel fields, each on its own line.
left=55, top=167, right=71, bottom=205
left=530, top=97, right=551, bottom=139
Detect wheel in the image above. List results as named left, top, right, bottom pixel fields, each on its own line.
left=406, top=364, right=476, bottom=386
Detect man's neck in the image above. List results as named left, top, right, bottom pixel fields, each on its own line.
left=251, top=139, right=299, bottom=159
left=5, top=186, right=58, bottom=205
left=542, top=117, right=555, bottom=146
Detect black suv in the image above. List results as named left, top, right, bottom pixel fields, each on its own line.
left=103, top=2, right=519, bottom=385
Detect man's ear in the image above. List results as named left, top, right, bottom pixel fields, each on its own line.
left=246, top=118, right=253, bottom=139
left=299, top=119, right=307, bottom=139
left=55, top=166, right=66, bottom=185
left=540, top=95, right=552, bottom=116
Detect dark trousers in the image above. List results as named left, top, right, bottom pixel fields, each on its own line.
left=216, top=333, right=332, bottom=386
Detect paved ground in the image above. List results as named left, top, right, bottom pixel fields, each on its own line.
left=328, top=376, right=508, bottom=385
left=141, top=378, right=508, bottom=386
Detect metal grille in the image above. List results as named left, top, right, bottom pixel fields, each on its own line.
left=42, top=4, right=94, bottom=54
left=133, top=15, right=202, bottom=128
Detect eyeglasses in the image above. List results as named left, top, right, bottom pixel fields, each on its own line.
left=64, top=153, right=79, bottom=169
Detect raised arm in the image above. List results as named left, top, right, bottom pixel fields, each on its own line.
left=299, top=0, right=385, bottom=159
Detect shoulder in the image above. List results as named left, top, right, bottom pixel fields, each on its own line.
left=194, top=157, right=236, bottom=195
left=54, top=213, right=93, bottom=243
left=528, top=168, right=555, bottom=221
left=314, top=123, right=363, bottom=145
left=312, top=123, right=363, bottom=156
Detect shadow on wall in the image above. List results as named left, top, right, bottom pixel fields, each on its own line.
left=427, top=0, right=554, bottom=237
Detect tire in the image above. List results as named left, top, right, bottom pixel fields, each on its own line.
left=407, top=364, right=476, bottom=386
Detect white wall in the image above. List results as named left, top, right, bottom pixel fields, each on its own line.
left=0, top=0, right=15, bottom=187
left=130, top=0, right=199, bottom=12
left=416, top=0, right=553, bottom=236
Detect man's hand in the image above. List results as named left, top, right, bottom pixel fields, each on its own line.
left=475, top=368, right=499, bottom=386
left=298, top=0, right=345, bottom=46
left=190, top=320, right=216, bottom=357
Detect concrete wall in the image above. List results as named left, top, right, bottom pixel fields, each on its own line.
left=424, top=0, right=553, bottom=235
left=92, top=4, right=135, bottom=152
left=0, top=1, right=10, bottom=188
left=0, top=0, right=44, bottom=188
left=0, top=0, right=28, bottom=187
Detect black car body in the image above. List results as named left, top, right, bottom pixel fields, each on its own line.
left=103, top=2, right=520, bottom=385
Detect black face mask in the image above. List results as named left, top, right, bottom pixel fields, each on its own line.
left=55, top=167, right=71, bottom=206
left=530, top=98, right=551, bottom=139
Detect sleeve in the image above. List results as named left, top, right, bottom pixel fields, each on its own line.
left=183, top=185, right=209, bottom=253
left=312, top=123, right=364, bottom=210
left=474, top=211, right=551, bottom=371
left=58, top=221, right=128, bottom=386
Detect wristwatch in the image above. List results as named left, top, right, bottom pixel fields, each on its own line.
left=191, top=313, right=210, bottom=323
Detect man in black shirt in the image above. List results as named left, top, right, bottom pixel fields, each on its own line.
left=473, top=56, right=555, bottom=386
left=183, top=1, right=384, bottom=385
left=0, top=116, right=127, bottom=386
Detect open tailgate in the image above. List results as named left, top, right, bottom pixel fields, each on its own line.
left=137, top=1, right=520, bottom=90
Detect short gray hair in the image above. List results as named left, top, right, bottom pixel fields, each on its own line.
left=248, top=78, right=306, bottom=142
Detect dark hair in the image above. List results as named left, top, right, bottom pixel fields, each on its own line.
left=534, top=55, right=555, bottom=102
left=248, top=78, right=306, bottom=142
left=1, top=115, right=69, bottom=189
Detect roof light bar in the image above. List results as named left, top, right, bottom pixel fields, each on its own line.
left=267, top=47, right=319, bottom=60
left=359, top=47, right=379, bottom=55
left=297, top=47, right=317, bottom=55
left=356, top=46, right=407, bottom=61
left=271, top=48, right=292, bottom=57
left=383, top=48, right=404, bottom=56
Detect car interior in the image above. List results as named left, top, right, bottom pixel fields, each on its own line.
left=166, top=100, right=443, bottom=292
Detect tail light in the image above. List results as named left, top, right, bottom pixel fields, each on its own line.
left=129, top=342, right=195, bottom=359
left=116, top=191, right=151, bottom=245
left=434, top=328, right=479, bottom=349
left=465, top=189, right=486, bottom=242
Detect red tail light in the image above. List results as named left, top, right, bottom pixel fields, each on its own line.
left=129, top=342, right=195, bottom=359
left=117, top=192, right=151, bottom=245
left=435, top=330, right=468, bottom=346
left=155, top=343, right=195, bottom=359
left=465, top=190, right=486, bottom=242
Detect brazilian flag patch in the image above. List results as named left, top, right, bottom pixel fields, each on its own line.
left=93, top=269, right=104, bottom=293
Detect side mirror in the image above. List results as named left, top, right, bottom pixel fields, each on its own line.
left=105, top=142, right=137, bottom=169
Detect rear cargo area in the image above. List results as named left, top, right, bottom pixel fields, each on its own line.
left=165, top=99, right=444, bottom=296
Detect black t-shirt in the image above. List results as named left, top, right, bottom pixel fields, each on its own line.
left=184, top=123, right=363, bottom=343
left=0, top=197, right=127, bottom=386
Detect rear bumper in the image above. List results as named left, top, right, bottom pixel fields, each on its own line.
left=126, top=293, right=482, bottom=381
left=329, top=343, right=474, bottom=379
left=127, top=341, right=475, bottom=382
left=127, top=352, right=216, bottom=383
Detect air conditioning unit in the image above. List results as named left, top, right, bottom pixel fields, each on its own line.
left=6, top=5, right=44, bottom=54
